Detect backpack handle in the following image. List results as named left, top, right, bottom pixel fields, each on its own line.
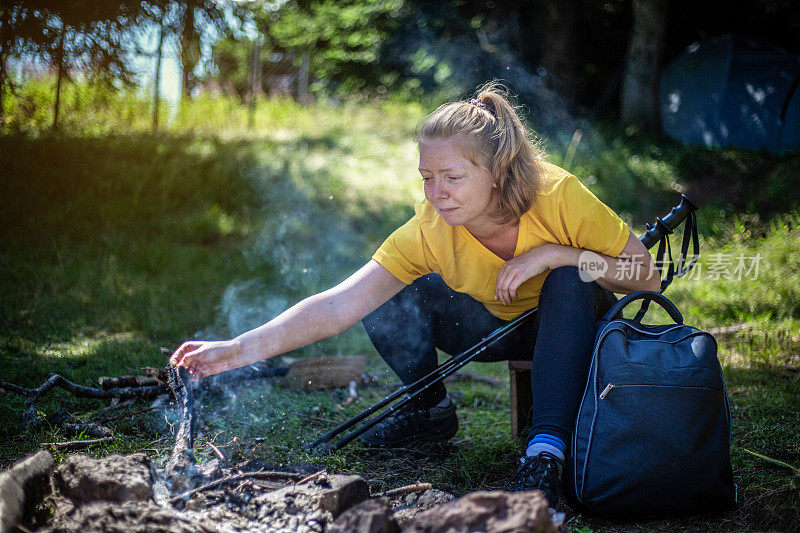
left=602, top=290, right=684, bottom=324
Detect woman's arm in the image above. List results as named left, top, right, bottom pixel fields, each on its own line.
left=170, top=260, right=406, bottom=380
left=494, top=231, right=660, bottom=304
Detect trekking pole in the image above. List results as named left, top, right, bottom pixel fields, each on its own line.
left=306, top=194, right=699, bottom=453
left=305, top=308, right=537, bottom=452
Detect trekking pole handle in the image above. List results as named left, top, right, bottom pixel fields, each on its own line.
left=639, top=194, right=697, bottom=249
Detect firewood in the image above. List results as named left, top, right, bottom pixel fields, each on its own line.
left=283, top=356, right=366, bottom=391
left=0, top=374, right=169, bottom=432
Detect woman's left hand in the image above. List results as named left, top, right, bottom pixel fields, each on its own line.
left=495, top=245, right=563, bottom=305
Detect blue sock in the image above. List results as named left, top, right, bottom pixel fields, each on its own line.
left=526, top=433, right=566, bottom=461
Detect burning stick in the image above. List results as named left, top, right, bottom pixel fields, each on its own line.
left=165, top=365, right=196, bottom=489
left=0, top=375, right=168, bottom=431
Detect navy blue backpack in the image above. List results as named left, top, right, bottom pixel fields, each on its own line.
left=569, top=291, right=737, bottom=517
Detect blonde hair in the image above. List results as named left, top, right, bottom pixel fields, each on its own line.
left=416, top=81, right=544, bottom=225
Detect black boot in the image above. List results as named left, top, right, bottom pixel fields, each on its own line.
left=359, top=397, right=458, bottom=447
left=510, top=451, right=564, bottom=508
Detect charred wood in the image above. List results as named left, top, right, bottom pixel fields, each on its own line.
left=165, top=365, right=197, bottom=492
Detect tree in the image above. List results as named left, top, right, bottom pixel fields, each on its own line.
left=619, top=0, right=667, bottom=130
left=0, top=0, right=144, bottom=128
left=176, top=0, right=245, bottom=99
left=264, top=0, right=406, bottom=95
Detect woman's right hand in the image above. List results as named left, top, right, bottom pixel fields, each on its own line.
left=169, top=339, right=243, bottom=381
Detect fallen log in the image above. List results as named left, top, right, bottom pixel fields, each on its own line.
left=0, top=374, right=168, bottom=432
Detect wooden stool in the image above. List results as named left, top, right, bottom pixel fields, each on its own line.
left=508, top=360, right=533, bottom=437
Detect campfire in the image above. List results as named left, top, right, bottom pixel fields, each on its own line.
left=0, top=363, right=563, bottom=532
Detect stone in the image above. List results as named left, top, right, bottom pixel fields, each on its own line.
left=403, top=490, right=560, bottom=533
left=0, top=450, right=54, bottom=533
left=47, top=500, right=220, bottom=533
left=255, top=473, right=370, bottom=518
left=391, top=489, right=455, bottom=528
left=316, top=474, right=371, bottom=516
left=327, top=497, right=399, bottom=533
left=52, top=453, right=152, bottom=505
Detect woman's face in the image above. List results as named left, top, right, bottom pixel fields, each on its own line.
left=418, top=138, right=498, bottom=229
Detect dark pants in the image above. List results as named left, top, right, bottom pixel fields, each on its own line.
left=362, top=266, right=616, bottom=447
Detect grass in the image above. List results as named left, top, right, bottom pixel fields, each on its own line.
left=1, top=87, right=799, bottom=531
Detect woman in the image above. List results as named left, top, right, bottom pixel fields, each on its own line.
left=170, top=82, right=659, bottom=508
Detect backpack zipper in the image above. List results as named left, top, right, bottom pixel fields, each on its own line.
left=599, top=383, right=615, bottom=399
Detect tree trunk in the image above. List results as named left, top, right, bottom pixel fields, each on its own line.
left=248, top=39, right=261, bottom=127
left=152, top=14, right=164, bottom=134
left=620, top=0, right=667, bottom=131
left=52, top=27, right=66, bottom=130
left=538, top=0, right=579, bottom=109
left=0, top=5, right=9, bottom=124
left=179, top=2, right=199, bottom=99
left=298, top=52, right=309, bottom=104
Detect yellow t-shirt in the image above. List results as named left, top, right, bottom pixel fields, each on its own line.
left=372, top=161, right=630, bottom=320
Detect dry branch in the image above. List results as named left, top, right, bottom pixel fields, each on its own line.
left=375, top=482, right=432, bottom=498
left=40, top=437, right=116, bottom=450
left=0, top=374, right=168, bottom=431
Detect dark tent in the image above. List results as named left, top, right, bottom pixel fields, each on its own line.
left=660, top=34, right=800, bottom=152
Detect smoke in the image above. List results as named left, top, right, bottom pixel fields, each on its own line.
left=195, top=156, right=372, bottom=342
